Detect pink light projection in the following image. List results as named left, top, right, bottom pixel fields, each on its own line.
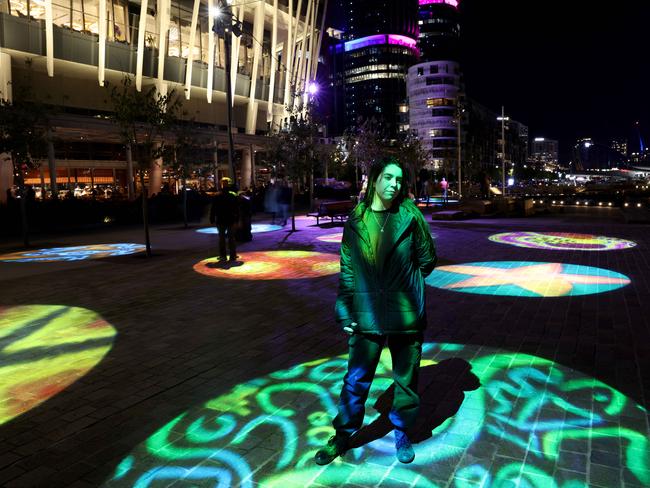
left=489, top=232, right=636, bottom=251
left=343, top=34, right=417, bottom=52
left=419, top=0, right=459, bottom=7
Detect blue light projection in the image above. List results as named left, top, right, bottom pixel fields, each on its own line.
left=106, top=343, right=650, bottom=487
left=426, top=261, right=631, bottom=297
left=196, top=224, right=283, bottom=235
left=0, top=244, right=146, bottom=262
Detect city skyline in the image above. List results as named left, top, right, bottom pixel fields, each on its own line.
left=328, top=0, right=649, bottom=163
left=458, top=0, right=649, bottom=162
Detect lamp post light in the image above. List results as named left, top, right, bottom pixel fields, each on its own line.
left=212, top=0, right=242, bottom=184
left=497, top=106, right=510, bottom=196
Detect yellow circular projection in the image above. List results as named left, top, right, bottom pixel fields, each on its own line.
left=0, top=305, right=116, bottom=425
left=193, top=251, right=340, bottom=280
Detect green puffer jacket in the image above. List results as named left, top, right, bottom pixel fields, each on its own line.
left=335, top=198, right=437, bottom=334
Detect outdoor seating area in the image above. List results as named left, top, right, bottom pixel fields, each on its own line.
left=307, top=199, right=356, bottom=225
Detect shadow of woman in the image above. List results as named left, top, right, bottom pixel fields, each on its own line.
left=349, top=357, right=481, bottom=448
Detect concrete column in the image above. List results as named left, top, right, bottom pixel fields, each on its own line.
left=240, top=146, right=252, bottom=189
left=245, top=1, right=265, bottom=134
left=0, top=153, right=12, bottom=204
left=126, top=144, right=135, bottom=198
left=149, top=145, right=163, bottom=195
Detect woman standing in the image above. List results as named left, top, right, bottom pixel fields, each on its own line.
left=315, top=157, right=437, bottom=465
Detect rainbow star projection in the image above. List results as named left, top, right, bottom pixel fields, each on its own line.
left=426, top=261, right=631, bottom=297
left=0, top=244, right=145, bottom=262
left=196, top=224, right=283, bottom=235
left=0, top=305, right=116, bottom=425
left=316, top=233, right=343, bottom=243
left=489, top=232, right=637, bottom=251
left=107, top=343, right=650, bottom=487
left=194, top=251, right=339, bottom=280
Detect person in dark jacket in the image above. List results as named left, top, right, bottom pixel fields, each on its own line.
left=210, top=177, right=239, bottom=261
left=315, top=157, right=437, bottom=466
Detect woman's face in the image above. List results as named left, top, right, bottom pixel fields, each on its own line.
left=375, top=163, right=403, bottom=203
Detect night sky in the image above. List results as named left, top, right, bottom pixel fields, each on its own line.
left=459, top=0, right=650, bottom=161
left=325, top=0, right=650, bottom=163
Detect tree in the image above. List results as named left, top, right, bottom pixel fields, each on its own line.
left=343, top=118, right=384, bottom=189
left=396, top=131, right=430, bottom=195
left=268, top=106, right=320, bottom=231
left=106, top=76, right=180, bottom=256
left=163, top=116, right=207, bottom=228
left=0, top=81, right=48, bottom=246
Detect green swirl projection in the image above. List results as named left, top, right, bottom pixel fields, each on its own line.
left=107, top=343, right=650, bottom=487
left=0, top=305, right=116, bottom=425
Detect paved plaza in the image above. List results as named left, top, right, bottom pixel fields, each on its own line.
left=0, top=207, right=649, bottom=487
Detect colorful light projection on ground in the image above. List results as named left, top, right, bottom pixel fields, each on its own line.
left=194, top=251, right=340, bottom=280
left=107, top=343, right=650, bottom=487
left=316, top=233, right=343, bottom=243
left=0, top=244, right=145, bottom=263
left=196, top=224, right=283, bottom=235
left=0, top=305, right=116, bottom=426
left=489, top=232, right=637, bottom=251
left=426, top=261, right=631, bottom=297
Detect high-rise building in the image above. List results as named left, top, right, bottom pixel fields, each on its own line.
left=531, top=137, right=559, bottom=172
left=418, top=0, right=461, bottom=61
left=329, top=0, right=419, bottom=138
left=572, top=138, right=624, bottom=172
left=407, top=0, right=461, bottom=172
left=610, top=138, right=628, bottom=158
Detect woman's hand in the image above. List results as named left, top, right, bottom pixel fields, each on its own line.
left=343, top=322, right=358, bottom=335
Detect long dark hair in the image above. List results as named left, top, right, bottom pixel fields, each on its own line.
left=364, top=157, right=409, bottom=207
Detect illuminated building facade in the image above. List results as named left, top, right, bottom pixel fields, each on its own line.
left=572, top=138, right=625, bottom=172
left=329, top=0, right=419, bottom=137
left=407, top=0, right=461, bottom=171
left=0, top=0, right=324, bottom=202
left=531, top=137, right=559, bottom=172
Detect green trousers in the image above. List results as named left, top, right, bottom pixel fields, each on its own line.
left=333, top=332, right=423, bottom=435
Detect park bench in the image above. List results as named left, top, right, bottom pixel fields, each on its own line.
left=307, top=200, right=355, bottom=225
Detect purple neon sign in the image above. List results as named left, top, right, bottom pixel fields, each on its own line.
left=340, top=34, right=418, bottom=53
left=419, top=0, right=459, bottom=7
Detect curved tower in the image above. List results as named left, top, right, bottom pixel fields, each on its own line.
left=332, top=0, right=420, bottom=137
left=407, top=0, right=461, bottom=171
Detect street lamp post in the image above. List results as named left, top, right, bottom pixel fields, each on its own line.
left=497, top=106, right=509, bottom=196
left=212, top=1, right=242, bottom=184
left=456, top=98, right=464, bottom=199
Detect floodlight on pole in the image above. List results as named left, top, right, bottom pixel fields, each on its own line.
left=307, top=81, right=319, bottom=96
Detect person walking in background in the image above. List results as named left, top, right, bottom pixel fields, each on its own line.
left=440, top=177, right=449, bottom=203
left=210, top=177, right=239, bottom=262
left=277, top=179, right=292, bottom=226
left=315, top=156, right=437, bottom=466
left=264, top=181, right=279, bottom=224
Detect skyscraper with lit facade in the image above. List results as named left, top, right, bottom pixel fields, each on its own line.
left=329, top=0, right=419, bottom=137
left=407, top=0, right=461, bottom=171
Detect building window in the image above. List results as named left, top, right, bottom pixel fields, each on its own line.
left=417, top=67, right=424, bottom=76
left=429, top=65, right=438, bottom=74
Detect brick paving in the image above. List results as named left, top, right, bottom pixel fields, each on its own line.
left=0, top=206, right=648, bottom=487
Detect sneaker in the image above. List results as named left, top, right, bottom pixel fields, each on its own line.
left=394, top=429, right=415, bottom=464
left=314, top=434, right=349, bottom=465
